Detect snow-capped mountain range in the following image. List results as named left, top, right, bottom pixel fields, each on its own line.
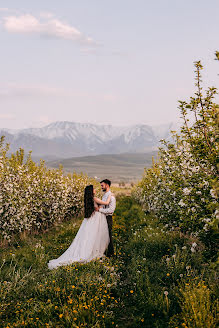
left=0, top=121, right=181, bottom=160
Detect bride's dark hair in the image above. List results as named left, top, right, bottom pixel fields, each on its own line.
left=84, top=185, right=95, bottom=218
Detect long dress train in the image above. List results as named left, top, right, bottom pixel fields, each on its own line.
left=48, top=211, right=109, bottom=269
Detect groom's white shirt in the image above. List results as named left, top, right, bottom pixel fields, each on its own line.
left=99, top=190, right=116, bottom=215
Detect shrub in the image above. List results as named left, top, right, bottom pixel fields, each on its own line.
left=0, top=139, right=99, bottom=242
left=133, top=61, right=218, bottom=254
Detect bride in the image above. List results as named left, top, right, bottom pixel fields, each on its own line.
left=48, top=185, right=111, bottom=269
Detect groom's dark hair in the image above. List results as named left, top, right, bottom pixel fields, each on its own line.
left=100, top=179, right=111, bottom=187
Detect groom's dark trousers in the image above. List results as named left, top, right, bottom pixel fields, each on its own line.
left=106, top=215, right=114, bottom=257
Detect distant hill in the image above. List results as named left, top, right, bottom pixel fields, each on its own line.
left=46, top=151, right=159, bottom=182
left=0, top=121, right=180, bottom=159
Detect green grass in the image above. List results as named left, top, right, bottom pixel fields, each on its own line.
left=0, top=197, right=218, bottom=327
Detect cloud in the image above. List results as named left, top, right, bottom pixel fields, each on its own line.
left=3, top=13, right=97, bottom=46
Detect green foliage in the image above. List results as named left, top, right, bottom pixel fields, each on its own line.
left=0, top=197, right=217, bottom=327
left=176, top=282, right=218, bottom=328
left=133, top=61, right=219, bottom=254
left=0, top=139, right=99, bottom=243
left=113, top=197, right=218, bottom=327
left=0, top=218, right=118, bottom=328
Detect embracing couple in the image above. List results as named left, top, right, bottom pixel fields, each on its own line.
left=48, top=179, right=116, bottom=270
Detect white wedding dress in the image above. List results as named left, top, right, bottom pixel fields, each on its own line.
left=48, top=211, right=110, bottom=269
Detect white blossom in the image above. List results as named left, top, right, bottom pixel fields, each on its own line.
left=164, top=291, right=168, bottom=296
left=183, top=188, right=191, bottom=195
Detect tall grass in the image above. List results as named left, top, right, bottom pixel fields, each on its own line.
left=0, top=196, right=218, bottom=327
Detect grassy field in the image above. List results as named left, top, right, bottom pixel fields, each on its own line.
left=0, top=196, right=218, bottom=327
left=46, top=152, right=158, bottom=182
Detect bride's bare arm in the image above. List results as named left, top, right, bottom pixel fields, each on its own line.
left=94, top=194, right=112, bottom=205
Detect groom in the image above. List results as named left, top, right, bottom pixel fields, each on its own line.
left=98, top=179, right=116, bottom=257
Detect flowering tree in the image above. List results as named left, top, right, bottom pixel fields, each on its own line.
left=134, top=60, right=218, bottom=253
left=0, top=139, right=99, bottom=242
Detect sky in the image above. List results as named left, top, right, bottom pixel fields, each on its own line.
left=0, top=0, right=218, bottom=129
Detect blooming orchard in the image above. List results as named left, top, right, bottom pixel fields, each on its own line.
left=0, top=142, right=99, bottom=241
left=133, top=61, right=218, bottom=245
